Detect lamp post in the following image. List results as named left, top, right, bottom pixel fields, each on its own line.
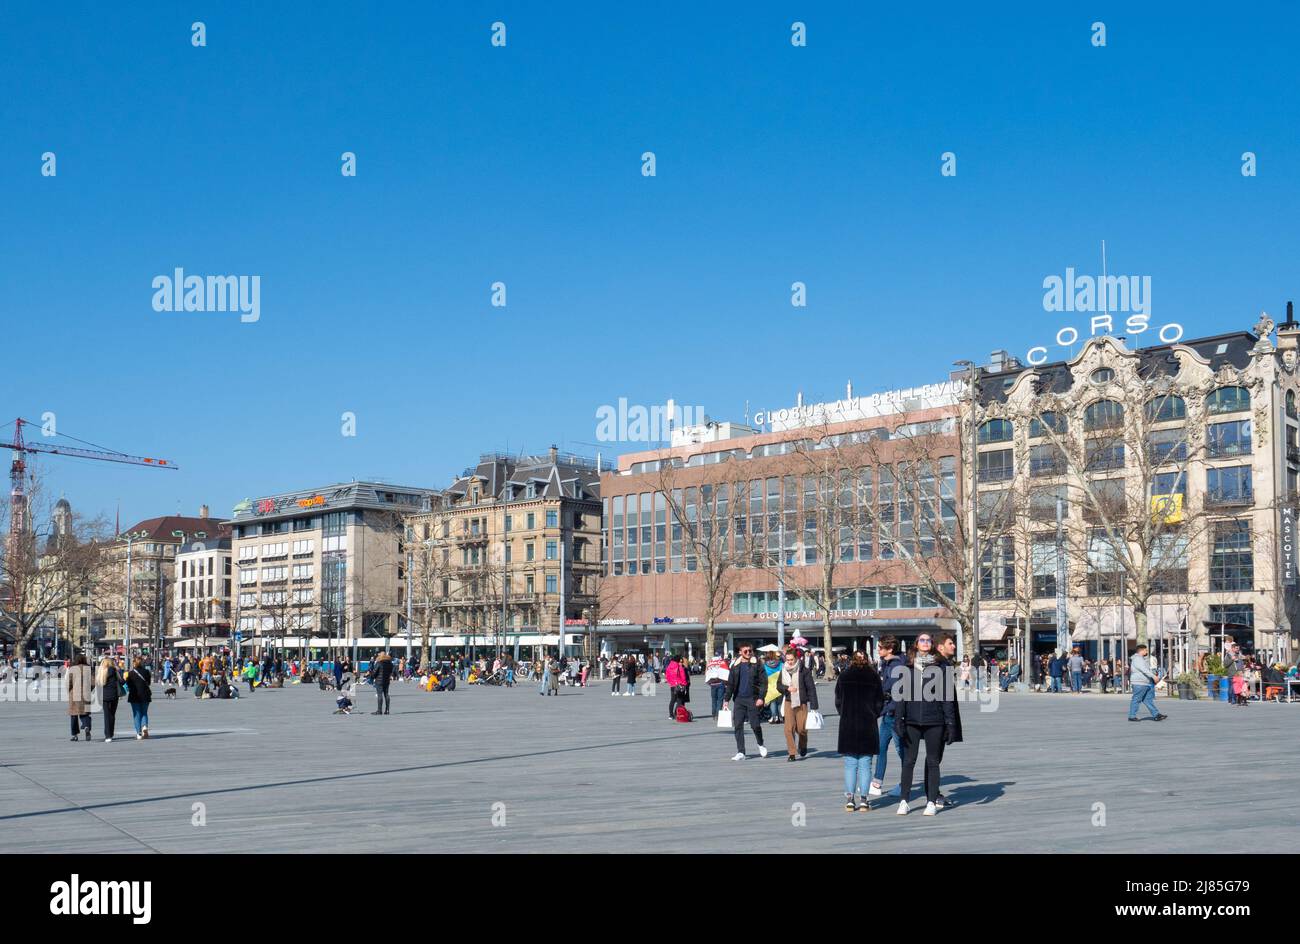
left=953, top=359, right=981, bottom=662
left=120, top=529, right=149, bottom=657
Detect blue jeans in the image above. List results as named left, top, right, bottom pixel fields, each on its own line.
left=130, top=703, right=149, bottom=735
left=1128, top=684, right=1159, bottom=719
left=843, top=754, right=872, bottom=796
left=873, top=712, right=906, bottom=781
left=975, top=671, right=985, bottom=692
left=1050, top=675, right=1062, bottom=692
left=710, top=683, right=726, bottom=717
left=1070, top=671, right=1082, bottom=692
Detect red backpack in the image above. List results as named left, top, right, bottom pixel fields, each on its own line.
left=675, top=705, right=693, bottom=723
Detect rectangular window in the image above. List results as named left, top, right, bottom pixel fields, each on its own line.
left=292, top=539, right=314, bottom=556
left=526, top=512, right=535, bottom=530
left=1146, top=428, right=1188, bottom=465
left=239, top=568, right=256, bottom=585
left=1082, top=479, right=1127, bottom=523
left=1085, top=440, right=1125, bottom=472
left=1029, top=485, right=1068, bottom=522
left=980, top=537, right=1015, bottom=600
left=505, top=543, right=512, bottom=564
left=546, top=540, right=557, bottom=561
left=292, top=563, right=313, bottom=580
left=526, top=575, right=535, bottom=594
left=1207, top=420, right=1253, bottom=459
left=1151, top=529, right=1189, bottom=592
left=526, top=543, right=535, bottom=562
left=546, top=510, right=558, bottom=528
left=1086, top=528, right=1124, bottom=596
left=1210, top=520, right=1253, bottom=591
left=1206, top=465, right=1253, bottom=507
left=1032, top=534, right=1059, bottom=598
left=1029, top=444, right=1065, bottom=477
left=977, top=448, right=1015, bottom=484
left=546, top=574, right=557, bottom=594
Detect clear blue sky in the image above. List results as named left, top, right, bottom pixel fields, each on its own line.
left=2, top=1, right=1298, bottom=527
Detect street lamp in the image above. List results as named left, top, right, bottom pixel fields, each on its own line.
left=119, top=529, right=150, bottom=657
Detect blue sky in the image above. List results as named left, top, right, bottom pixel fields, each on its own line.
left=2, top=1, right=1298, bottom=527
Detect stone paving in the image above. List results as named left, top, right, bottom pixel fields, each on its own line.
left=0, top=675, right=1296, bottom=853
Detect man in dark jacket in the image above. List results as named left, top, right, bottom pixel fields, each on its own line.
left=869, top=636, right=909, bottom=797
left=724, top=645, right=769, bottom=760
left=371, top=653, right=395, bottom=714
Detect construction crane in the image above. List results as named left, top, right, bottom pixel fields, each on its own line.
left=6, top=417, right=177, bottom=539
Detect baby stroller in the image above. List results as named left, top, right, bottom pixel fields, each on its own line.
left=482, top=667, right=508, bottom=686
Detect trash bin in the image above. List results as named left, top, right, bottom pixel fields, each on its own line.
left=1206, top=674, right=1219, bottom=699
left=1219, top=678, right=1232, bottom=702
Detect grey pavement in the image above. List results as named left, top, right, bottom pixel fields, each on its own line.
left=1, top=676, right=1296, bottom=853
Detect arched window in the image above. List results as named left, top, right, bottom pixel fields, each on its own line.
left=1145, top=395, right=1186, bottom=423
left=1287, top=390, right=1296, bottom=420
left=1084, top=399, right=1124, bottom=432
left=978, top=418, right=1014, bottom=444
left=1029, top=412, right=1067, bottom=438
left=1207, top=386, right=1251, bottom=415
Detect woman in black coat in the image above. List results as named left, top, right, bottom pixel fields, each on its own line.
left=834, top=651, right=884, bottom=811
left=125, top=656, right=153, bottom=740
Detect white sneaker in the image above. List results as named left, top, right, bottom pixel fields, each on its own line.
left=758, top=745, right=768, bottom=758
left=887, top=785, right=902, bottom=798
left=731, top=752, right=746, bottom=761
left=923, top=802, right=938, bottom=816
left=868, top=782, right=883, bottom=797
left=135, top=734, right=142, bottom=740
left=896, top=801, right=909, bottom=815
left=104, top=738, right=112, bottom=743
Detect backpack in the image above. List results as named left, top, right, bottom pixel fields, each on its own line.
left=675, top=705, right=693, bottom=723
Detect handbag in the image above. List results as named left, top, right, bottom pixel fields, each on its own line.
left=806, top=708, right=825, bottom=730
left=716, top=707, right=732, bottom=728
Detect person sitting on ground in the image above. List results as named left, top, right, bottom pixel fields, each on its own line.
left=334, top=683, right=355, bottom=714
left=999, top=661, right=1021, bottom=692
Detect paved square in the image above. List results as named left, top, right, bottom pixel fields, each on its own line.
left=0, top=677, right=1295, bottom=853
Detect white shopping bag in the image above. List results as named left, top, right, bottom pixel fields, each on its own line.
left=717, top=707, right=733, bottom=728
left=805, top=709, right=824, bottom=730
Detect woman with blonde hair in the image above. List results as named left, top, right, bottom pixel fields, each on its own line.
left=96, top=656, right=124, bottom=742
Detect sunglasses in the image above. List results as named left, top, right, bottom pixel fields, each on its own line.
left=917, top=637, right=932, bottom=643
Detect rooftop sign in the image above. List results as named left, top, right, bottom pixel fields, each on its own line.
left=753, top=381, right=966, bottom=432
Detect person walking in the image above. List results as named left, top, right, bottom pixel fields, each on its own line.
left=547, top=656, right=561, bottom=696
left=705, top=651, right=730, bottom=718
left=1048, top=652, right=1064, bottom=693
left=624, top=655, right=639, bottom=696
left=868, top=635, right=908, bottom=798
left=777, top=646, right=819, bottom=761
left=1127, top=644, right=1166, bottom=722
left=665, top=653, right=689, bottom=719
left=126, top=656, right=152, bottom=740
left=371, top=652, right=394, bottom=714
left=610, top=656, right=622, bottom=695
left=66, top=654, right=95, bottom=742
left=835, top=650, right=884, bottom=811
left=96, top=656, right=123, bottom=742
left=724, top=644, right=768, bottom=760
left=539, top=655, right=552, bottom=696
left=1068, top=648, right=1085, bottom=693
left=894, top=633, right=955, bottom=816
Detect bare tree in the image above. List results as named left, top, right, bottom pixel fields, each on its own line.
left=0, top=472, right=112, bottom=658
left=657, top=457, right=752, bottom=660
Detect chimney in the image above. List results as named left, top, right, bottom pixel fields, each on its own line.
left=1278, top=301, right=1300, bottom=352
left=199, top=504, right=209, bottom=519
left=548, top=444, right=558, bottom=464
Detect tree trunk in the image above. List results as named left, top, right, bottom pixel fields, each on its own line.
left=822, top=610, right=834, bottom=679
left=1134, top=606, right=1148, bottom=648
left=420, top=624, right=431, bottom=671
left=705, top=617, right=716, bottom=661
left=962, top=617, right=977, bottom=662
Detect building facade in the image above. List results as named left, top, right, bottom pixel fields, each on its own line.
left=173, top=536, right=233, bottom=648
left=597, top=383, right=967, bottom=658
left=968, top=314, right=1300, bottom=669
left=95, top=508, right=229, bottom=653
left=404, top=448, right=602, bottom=656
left=227, top=481, right=437, bottom=655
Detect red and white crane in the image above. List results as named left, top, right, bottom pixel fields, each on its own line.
left=6, top=417, right=177, bottom=539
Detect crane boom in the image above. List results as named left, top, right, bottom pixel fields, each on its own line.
left=15, top=440, right=177, bottom=468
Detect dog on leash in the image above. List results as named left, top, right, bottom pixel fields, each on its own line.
left=163, top=684, right=178, bottom=699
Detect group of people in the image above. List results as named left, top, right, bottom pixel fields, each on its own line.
left=63, top=653, right=154, bottom=742
left=719, top=633, right=963, bottom=817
